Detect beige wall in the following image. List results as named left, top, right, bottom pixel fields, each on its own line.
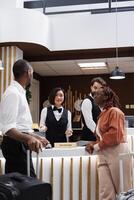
left=30, top=79, right=40, bottom=123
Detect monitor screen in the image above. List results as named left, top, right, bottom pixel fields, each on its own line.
left=125, top=115, right=134, bottom=128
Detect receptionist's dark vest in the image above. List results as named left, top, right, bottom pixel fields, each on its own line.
left=81, top=95, right=101, bottom=141
left=45, top=106, right=68, bottom=146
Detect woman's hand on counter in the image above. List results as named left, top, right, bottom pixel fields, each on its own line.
left=39, top=125, right=48, bottom=132
left=85, top=143, right=94, bottom=154
left=65, top=129, right=73, bottom=137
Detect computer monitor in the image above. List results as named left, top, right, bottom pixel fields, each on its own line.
left=125, top=115, right=134, bottom=127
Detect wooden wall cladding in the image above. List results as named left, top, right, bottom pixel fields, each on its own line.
left=40, top=73, right=134, bottom=115
left=0, top=47, right=16, bottom=100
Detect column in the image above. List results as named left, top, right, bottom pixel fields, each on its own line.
left=0, top=46, right=23, bottom=100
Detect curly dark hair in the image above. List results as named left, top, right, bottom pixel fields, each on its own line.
left=103, top=87, right=120, bottom=109
left=48, top=87, right=65, bottom=105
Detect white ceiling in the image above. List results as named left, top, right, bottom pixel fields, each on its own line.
left=31, top=57, right=134, bottom=76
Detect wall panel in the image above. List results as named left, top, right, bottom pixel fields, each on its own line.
left=0, top=46, right=23, bottom=100
left=40, top=73, right=134, bottom=116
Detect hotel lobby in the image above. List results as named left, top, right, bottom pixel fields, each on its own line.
left=0, top=1, right=134, bottom=200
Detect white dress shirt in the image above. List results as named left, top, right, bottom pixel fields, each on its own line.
left=93, top=108, right=103, bottom=152
left=81, top=94, right=96, bottom=132
left=93, top=120, right=102, bottom=152
left=0, top=80, right=33, bottom=135
left=40, top=105, right=72, bottom=130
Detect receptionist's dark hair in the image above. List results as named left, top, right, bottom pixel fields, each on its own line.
left=48, top=87, right=65, bottom=105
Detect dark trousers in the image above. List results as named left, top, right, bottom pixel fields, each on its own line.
left=1, top=136, right=36, bottom=177
left=81, top=127, right=96, bottom=141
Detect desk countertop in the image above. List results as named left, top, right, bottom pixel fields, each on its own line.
left=0, top=146, right=90, bottom=158
left=127, top=128, right=134, bottom=135
left=32, top=146, right=90, bottom=157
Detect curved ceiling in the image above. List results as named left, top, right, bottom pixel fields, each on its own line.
left=1, top=42, right=134, bottom=61
left=1, top=42, right=134, bottom=76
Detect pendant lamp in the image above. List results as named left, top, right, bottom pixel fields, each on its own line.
left=110, top=66, right=125, bottom=79
left=110, top=0, right=125, bottom=80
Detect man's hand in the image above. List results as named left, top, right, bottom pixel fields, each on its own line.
left=32, top=134, right=50, bottom=149
left=85, top=143, right=94, bottom=154
left=27, top=136, right=43, bottom=153
left=28, top=134, right=50, bottom=153
left=33, top=134, right=49, bottom=145
left=6, top=128, right=49, bottom=153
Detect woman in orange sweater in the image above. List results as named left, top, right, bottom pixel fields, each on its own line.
left=86, top=87, right=132, bottom=200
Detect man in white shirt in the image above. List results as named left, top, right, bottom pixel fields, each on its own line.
left=0, top=59, right=49, bottom=177
left=81, top=77, right=107, bottom=141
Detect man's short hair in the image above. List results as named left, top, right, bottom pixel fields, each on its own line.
left=90, top=77, right=107, bottom=87
left=13, top=59, right=31, bottom=80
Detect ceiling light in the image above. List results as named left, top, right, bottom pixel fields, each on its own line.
left=0, top=60, right=4, bottom=70
left=110, top=66, right=125, bottom=79
left=110, top=0, right=125, bottom=80
left=78, top=62, right=107, bottom=68
left=81, top=67, right=107, bottom=70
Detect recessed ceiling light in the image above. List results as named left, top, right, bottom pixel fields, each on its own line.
left=78, top=62, right=107, bottom=68
left=81, top=67, right=107, bottom=70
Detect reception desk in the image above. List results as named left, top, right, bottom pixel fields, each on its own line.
left=32, top=147, right=98, bottom=200
left=0, top=147, right=98, bottom=200
left=0, top=129, right=134, bottom=200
